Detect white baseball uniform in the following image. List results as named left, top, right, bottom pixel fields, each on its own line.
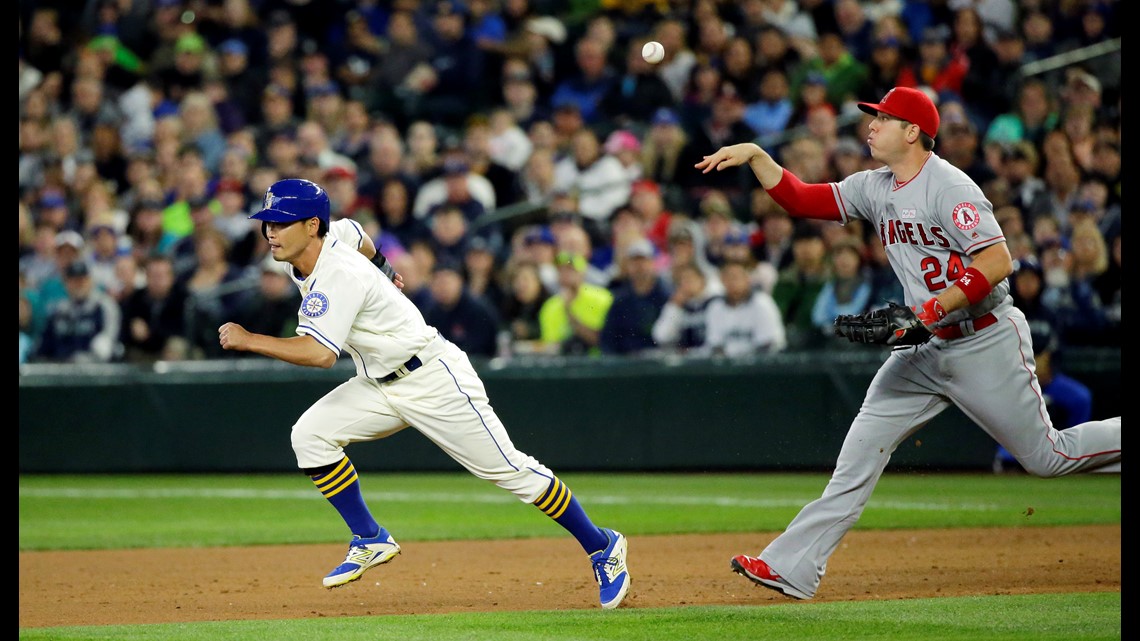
left=283, top=219, right=557, bottom=502
left=756, top=153, right=1121, bottom=598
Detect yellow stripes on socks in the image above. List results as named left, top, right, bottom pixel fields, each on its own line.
left=311, top=458, right=359, bottom=499
left=534, top=477, right=573, bottom=519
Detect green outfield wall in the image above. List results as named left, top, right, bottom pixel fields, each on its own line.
left=19, top=348, right=1120, bottom=474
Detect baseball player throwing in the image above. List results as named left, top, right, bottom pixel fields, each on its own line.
left=695, top=87, right=1121, bottom=600
left=217, top=178, right=630, bottom=609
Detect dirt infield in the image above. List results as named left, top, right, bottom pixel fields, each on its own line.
left=19, top=525, right=1120, bottom=628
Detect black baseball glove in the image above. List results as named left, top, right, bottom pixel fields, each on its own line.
left=833, top=302, right=933, bottom=346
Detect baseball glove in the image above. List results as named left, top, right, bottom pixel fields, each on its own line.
left=833, top=302, right=933, bottom=346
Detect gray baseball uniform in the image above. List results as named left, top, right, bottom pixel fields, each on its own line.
left=756, top=153, right=1122, bottom=598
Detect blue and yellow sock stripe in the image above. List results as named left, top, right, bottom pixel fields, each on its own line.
left=534, top=477, right=572, bottom=519
left=310, top=458, right=359, bottom=499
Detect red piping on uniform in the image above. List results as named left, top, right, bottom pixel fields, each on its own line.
left=1013, top=318, right=1121, bottom=461
left=963, top=235, right=1005, bottom=255
left=891, top=152, right=934, bottom=191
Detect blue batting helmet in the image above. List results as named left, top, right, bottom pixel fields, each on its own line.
left=250, top=178, right=330, bottom=224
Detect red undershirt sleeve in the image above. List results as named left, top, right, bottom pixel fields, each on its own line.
left=765, top=169, right=843, bottom=222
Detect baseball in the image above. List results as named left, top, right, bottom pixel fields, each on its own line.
left=642, top=40, right=665, bottom=64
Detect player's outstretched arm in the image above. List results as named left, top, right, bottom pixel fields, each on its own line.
left=696, top=142, right=842, bottom=222
left=695, top=142, right=784, bottom=189
left=218, top=322, right=338, bottom=368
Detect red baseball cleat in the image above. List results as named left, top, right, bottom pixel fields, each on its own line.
left=730, top=555, right=811, bottom=600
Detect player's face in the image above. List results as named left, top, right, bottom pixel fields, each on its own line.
left=865, top=113, right=910, bottom=161
left=264, top=218, right=315, bottom=263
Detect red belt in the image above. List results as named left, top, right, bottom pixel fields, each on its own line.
left=933, top=312, right=998, bottom=340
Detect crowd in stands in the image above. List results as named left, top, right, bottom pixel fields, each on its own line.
left=19, top=0, right=1121, bottom=367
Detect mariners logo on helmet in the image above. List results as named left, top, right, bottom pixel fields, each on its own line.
left=301, top=291, right=330, bottom=318
left=250, top=178, right=331, bottom=223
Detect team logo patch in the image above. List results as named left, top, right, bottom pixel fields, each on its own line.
left=264, top=190, right=280, bottom=210
left=952, top=202, right=980, bottom=230
left=301, top=291, right=330, bottom=318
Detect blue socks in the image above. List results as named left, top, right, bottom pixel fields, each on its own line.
left=309, top=457, right=379, bottom=538
left=534, top=477, right=608, bottom=554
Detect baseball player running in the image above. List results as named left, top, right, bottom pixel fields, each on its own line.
left=695, top=87, right=1121, bottom=600
left=217, top=178, right=630, bottom=609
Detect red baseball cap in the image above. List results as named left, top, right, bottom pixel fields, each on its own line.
left=857, top=87, right=940, bottom=139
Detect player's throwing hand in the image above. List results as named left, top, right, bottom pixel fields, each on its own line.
left=695, top=143, right=763, bottom=173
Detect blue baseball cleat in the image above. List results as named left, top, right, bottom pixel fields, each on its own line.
left=323, top=529, right=401, bottom=588
left=590, top=528, right=630, bottom=609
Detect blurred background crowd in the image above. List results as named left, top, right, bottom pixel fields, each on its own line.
left=18, top=0, right=1121, bottom=367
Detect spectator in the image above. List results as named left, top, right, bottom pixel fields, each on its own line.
left=699, top=258, right=787, bottom=357
left=370, top=9, right=434, bottom=129
left=549, top=37, right=617, bottom=126
left=325, top=165, right=377, bottom=234
left=975, top=26, right=1028, bottom=126
left=517, top=224, right=560, bottom=293
left=652, top=260, right=715, bottom=355
left=896, top=24, right=967, bottom=99
left=357, top=130, right=419, bottom=205
left=416, top=0, right=488, bottom=128
left=1055, top=217, right=1113, bottom=347
left=640, top=107, right=689, bottom=191
left=217, top=37, right=265, bottom=129
left=603, top=130, right=644, bottom=184
left=984, top=77, right=1058, bottom=149
left=865, top=233, right=904, bottom=308
left=937, top=100, right=995, bottom=185
left=427, top=205, right=474, bottom=268
left=413, top=154, right=497, bottom=222
left=35, top=260, right=123, bottom=364
left=376, top=178, right=430, bottom=251
left=33, top=229, right=88, bottom=320
left=538, top=251, right=613, bottom=356
left=119, top=253, right=189, bottom=364
left=462, top=116, right=522, bottom=215
left=178, top=227, right=252, bottom=359
left=675, top=82, right=756, bottom=204
left=179, top=91, right=228, bottom=175
left=422, top=259, right=501, bottom=358
left=19, top=289, right=37, bottom=365
left=600, top=239, right=671, bottom=356
left=126, top=198, right=179, bottom=264
left=810, top=236, right=873, bottom=339
left=553, top=127, right=632, bottom=245
left=518, top=146, right=560, bottom=205
left=629, top=179, right=674, bottom=255
left=697, top=190, right=747, bottom=269
left=663, top=217, right=724, bottom=296
left=487, top=106, right=535, bottom=173
left=252, top=84, right=301, bottom=157
left=499, top=57, right=549, bottom=132
left=652, top=18, right=698, bottom=103
left=720, top=35, right=762, bottom=102
left=772, top=223, right=830, bottom=350
left=463, top=236, right=507, bottom=312
left=744, top=68, right=795, bottom=142
left=84, top=222, right=130, bottom=298
left=500, top=259, right=553, bottom=351
left=599, top=36, right=677, bottom=129
left=788, top=30, right=868, bottom=112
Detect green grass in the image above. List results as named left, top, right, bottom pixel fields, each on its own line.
left=19, top=472, right=1120, bottom=640
left=18, top=594, right=1121, bottom=641
left=18, top=472, right=1121, bottom=551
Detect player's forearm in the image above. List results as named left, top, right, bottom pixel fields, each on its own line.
left=744, top=145, right=785, bottom=189
left=243, top=334, right=339, bottom=368
left=932, top=243, right=1013, bottom=314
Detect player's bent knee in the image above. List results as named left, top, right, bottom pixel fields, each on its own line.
left=290, top=427, right=343, bottom=469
